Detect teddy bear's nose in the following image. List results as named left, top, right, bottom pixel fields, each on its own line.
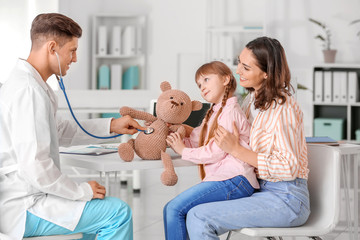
left=171, top=100, right=179, bottom=106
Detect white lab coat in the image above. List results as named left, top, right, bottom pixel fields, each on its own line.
left=0, top=59, right=114, bottom=239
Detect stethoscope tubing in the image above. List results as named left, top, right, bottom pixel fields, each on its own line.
left=56, top=75, right=123, bottom=139
left=55, top=52, right=152, bottom=139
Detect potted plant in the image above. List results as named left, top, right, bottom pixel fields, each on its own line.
left=308, top=18, right=337, bottom=63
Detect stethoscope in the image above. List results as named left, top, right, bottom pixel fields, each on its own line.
left=54, top=52, right=154, bottom=139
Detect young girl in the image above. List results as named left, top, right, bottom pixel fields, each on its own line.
left=163, top=61, right=259, bottom=240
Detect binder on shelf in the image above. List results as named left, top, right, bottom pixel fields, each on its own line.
left=136, top=26, right=143, bottom=54
left=97, top=65, right=110, bottom=89
left=218, top=35, right=226, bottom=62
left=111, top=26, right=121, bottom=56
left=337, top=71, right=348, bottom=103
left=110, top=64, right=122, bottom=89
left=314, top=71, right=323, bottom=102
left=323, top=71, right=332, bottom=103
left=332, top=71, right=345, bottom=103
left=348, top=71, right=358, bottom=103
left=211, top=34, right=219, bottom=61
left=122, top=25, right=136, bottom=56
left=98, top=26, right=107, bottom=56
left=224, top=36, right=233, bottom=66
left=122, top=66, right=139, bottom=89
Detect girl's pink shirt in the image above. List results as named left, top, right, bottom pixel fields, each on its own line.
left=182, top=97, right=259, bottom=189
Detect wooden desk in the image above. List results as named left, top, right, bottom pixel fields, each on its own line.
left=60, top=146, right=195, bottom=194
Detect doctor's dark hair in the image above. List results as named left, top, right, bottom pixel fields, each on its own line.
left=195, top=61, right=237, bottom=180
left=245, top=36, right=293, bottom=111
left=30, top=13, right=82, bottom=50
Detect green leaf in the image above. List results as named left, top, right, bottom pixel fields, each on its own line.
left=314, top=35, right=325, bottom=41
left=297, top=83, right=310, bottom=91
left=350, top=19, right=360, bottom=25
left=309, top=18, right=326, bottom=29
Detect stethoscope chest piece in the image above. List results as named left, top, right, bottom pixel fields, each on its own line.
left=142, top=127, right=154, bottom=135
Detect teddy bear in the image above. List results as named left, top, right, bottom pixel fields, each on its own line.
left=118, top=81, right=202, bottom=186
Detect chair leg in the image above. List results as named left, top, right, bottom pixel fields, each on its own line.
left=308, top=237, right=322, bottom=240
left=265, top=237, right=277, bottom=240
left=225, top=231, right=232, bottom=240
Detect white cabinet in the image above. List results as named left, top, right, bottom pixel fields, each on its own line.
left=205, top=0, right=265, bottom=69
left=91, top=14, right=147, bottom=90
left=312, top=64, right=360, bottom=140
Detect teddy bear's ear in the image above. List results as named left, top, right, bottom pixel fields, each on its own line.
left=160, top=81, right=172, bottom=92
left=192, top=100, right=203, bottom=111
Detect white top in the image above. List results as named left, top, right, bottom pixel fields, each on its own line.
left=0, top=59, right=113, bottom=239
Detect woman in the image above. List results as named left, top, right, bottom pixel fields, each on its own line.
left=185, top=36, right=310, bottom=239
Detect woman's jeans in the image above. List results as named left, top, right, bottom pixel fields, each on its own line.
left=24, top=197, right=133, bottom=240
left=186, top=178, right=310, bottom=240
left=163, top=175, right=254, bottom=240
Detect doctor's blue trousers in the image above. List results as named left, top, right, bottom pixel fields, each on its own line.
left=23, top=197, right=133, bottom=240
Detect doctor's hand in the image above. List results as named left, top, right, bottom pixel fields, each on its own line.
left=110, top=115, right=146, bottom=135
left=88, top=181, right=106, bottom=199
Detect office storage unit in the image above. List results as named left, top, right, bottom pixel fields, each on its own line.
left=91, top=14, right=147, bottom=90
left=205, top=0, right=265, bottom=69
left=312, top=64, right=360, bottom=140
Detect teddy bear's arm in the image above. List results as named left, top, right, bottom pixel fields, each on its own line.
left=169, top=125, right=186, bottom=139
left=120, top=106, right=157, bottom=122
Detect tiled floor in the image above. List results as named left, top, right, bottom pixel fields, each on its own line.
left=69, top=166, right=356, bottom=240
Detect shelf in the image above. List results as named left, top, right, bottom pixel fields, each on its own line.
left=56, top=90, right=157, bottom=111
left=312, top=65, right=360, bottom=141
left=205, top=0, right=265, bottom=68
left=314, top=63, right=360, bottom=69
left=313, top=102, right=349, bottom=106
left=95, top=55, right=144, bottom=59
left=91, top=14, right=147, bottom=90
left=207, top=26, right=263, bottom=33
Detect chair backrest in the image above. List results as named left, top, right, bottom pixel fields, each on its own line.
left=149, top=99, right=211, bottom=128
left=305, top=144, right=341, bottom=230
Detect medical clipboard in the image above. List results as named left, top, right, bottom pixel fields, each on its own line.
left=60, top=145, right=118, bottom=156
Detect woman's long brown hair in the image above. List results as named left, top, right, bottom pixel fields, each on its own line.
left=245, top=37, right=293, bottom=110
left=195, top=61, right=237, bottom=180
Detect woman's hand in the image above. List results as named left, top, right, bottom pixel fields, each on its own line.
left=214, top=122, right=241, bottom=155
left=166, top=132, right=185, bottom=155
left=88, top=181, right=106, bottom=199
left=110, top=115, right=146, bottom=135
left=215, top=122, right=258, bottom=167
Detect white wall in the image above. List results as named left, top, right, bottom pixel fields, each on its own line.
left=1, top=0, right=360, bottom=135
left=0, top=0, right=58, bottom=84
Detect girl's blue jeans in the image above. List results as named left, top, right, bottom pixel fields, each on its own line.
left=186, top=178, right=310, bottom=240
left=23, top=197, right=133, bottom=240
left=163, top=175, right=254, bottom=240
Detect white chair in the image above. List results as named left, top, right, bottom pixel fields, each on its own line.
left=226, top=144, right=341, bottom=240
left=23, top=233, right=83, bottom=240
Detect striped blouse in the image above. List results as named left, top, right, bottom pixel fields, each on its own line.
left=242, top=93, right=309, bottom=182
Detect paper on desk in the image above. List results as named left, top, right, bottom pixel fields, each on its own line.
left=60, top=145, right=118, bottom=156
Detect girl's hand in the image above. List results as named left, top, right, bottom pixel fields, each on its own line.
left=215, top=122, right=241, bottom=155
left=166, top=132, right=185, bottom=155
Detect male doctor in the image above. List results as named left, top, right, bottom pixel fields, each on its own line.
left=0, top=13, right=144, bottom=239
